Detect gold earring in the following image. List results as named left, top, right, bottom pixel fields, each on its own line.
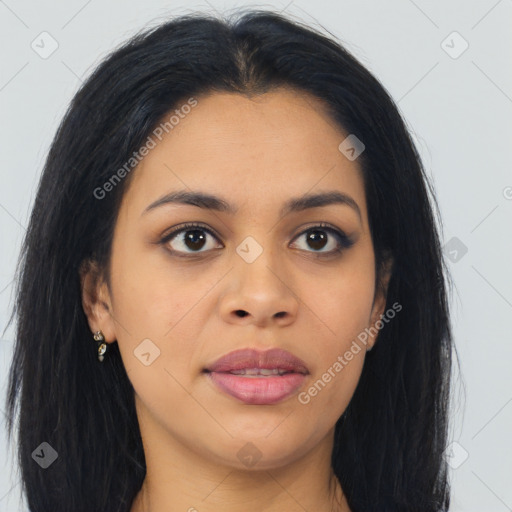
left=93, top=330, right=108, bottom=362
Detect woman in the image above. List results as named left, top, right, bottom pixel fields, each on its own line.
left=5, top=9, right=453, bottom=512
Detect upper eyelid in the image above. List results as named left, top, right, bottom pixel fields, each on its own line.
left=161, top=222, right=219, bottom=242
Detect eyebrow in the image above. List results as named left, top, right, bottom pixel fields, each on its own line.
left=142, top=189, right=362, bottom=222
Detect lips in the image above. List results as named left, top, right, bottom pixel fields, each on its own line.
left=204, top=348, right=309, bottom=405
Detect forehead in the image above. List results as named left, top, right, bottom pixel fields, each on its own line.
left=120, top=88, right=367, bottom=223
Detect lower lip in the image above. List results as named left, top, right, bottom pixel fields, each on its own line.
left=206, top=372, right=306, bottom=405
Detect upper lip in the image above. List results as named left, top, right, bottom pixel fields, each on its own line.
left=204, top=348, right=309, bottom=374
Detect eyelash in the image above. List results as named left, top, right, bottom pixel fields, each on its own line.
left=159, top=222, right=354, bottom=258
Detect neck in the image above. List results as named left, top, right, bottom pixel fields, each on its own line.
left=132, top=469, right=347, bottom=512
left=129, top=405, right=350, bottom=512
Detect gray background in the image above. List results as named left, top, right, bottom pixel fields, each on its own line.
left=1, top=0, right=511, bottom=510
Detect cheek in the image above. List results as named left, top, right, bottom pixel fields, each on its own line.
left=109, top=234, right=198, bottom=334
left=304, top=255, right=376, bottom=351
left=107, top=239, right=195, bottom=379
left=295, top=271, right=373, bottom=420
left=295, top=253, right=374, bottom=411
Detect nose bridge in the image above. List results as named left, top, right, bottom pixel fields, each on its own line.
left=235, top=232, right=287, bottom=296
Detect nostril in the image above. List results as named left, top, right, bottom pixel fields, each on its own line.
left=235, top=310, right=248, bottom=317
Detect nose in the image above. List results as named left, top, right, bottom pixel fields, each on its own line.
left=218, top=251, right=299, bottom=328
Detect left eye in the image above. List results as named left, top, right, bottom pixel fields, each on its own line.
left=290, top=224, right=353, bottom=255
left=160, top=222, right=353, bottom=256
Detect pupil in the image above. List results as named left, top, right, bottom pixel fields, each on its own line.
left=307, top=230, right=327, bottom=250
left=185, top=230, right=206, bottom=250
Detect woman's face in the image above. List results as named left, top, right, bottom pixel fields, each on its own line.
left=85, top=88, right=390, bottom=471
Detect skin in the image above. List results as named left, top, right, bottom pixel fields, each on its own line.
left=81, top=88, right=392, bottom=512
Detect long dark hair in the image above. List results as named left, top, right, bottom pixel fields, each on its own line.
left=5, top=9, right=454, bottom=511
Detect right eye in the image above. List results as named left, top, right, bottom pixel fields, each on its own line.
left=159, top=222, right=223, bottom=257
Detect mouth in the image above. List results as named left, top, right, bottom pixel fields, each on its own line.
left=217, top=368, right=300, bottom=376
left=203, top=348, right=309, bottom=405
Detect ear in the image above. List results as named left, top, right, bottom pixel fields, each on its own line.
left=79, top=259, right=117, bottom=343
left=367, top=252, right=394, bottom=351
